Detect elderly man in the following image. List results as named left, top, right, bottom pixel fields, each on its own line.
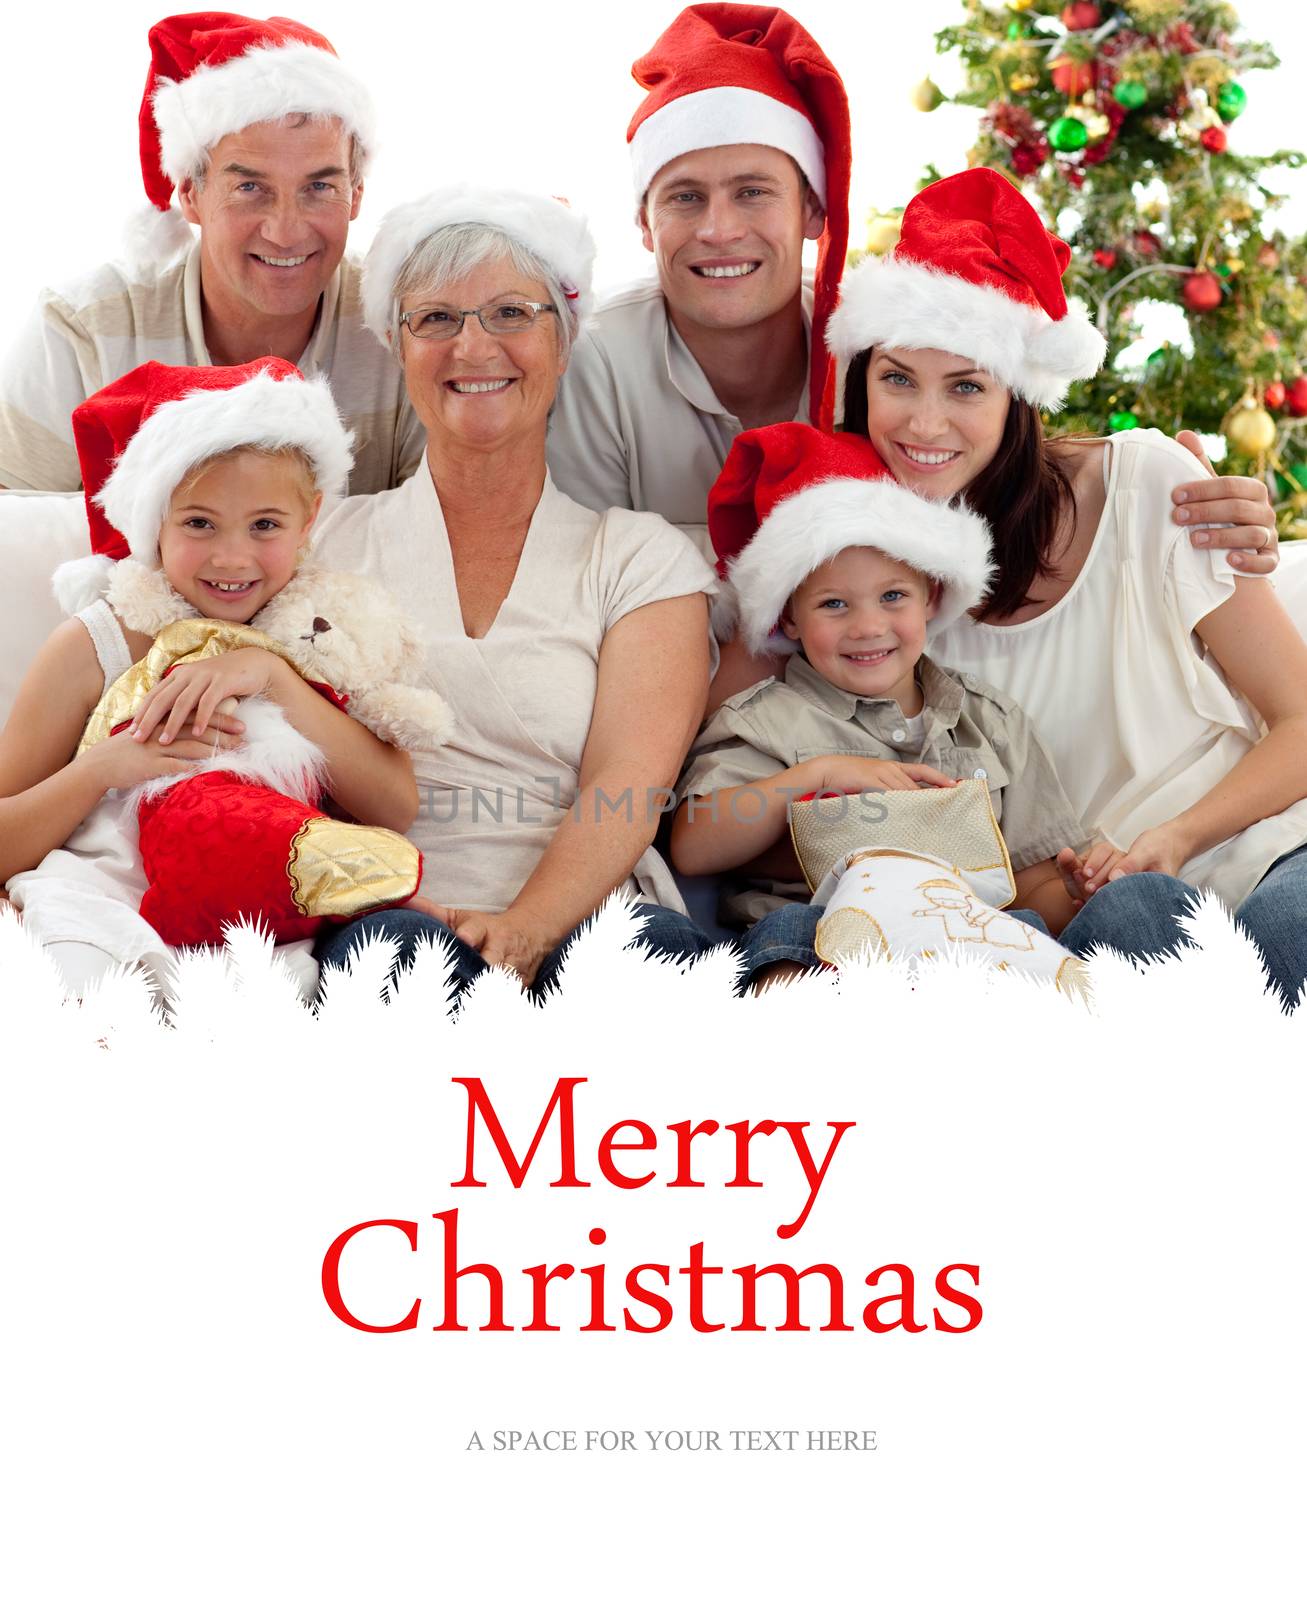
left=547, top=4, right=1278, bottom=581
left=0, top=12, right=422, bottom=497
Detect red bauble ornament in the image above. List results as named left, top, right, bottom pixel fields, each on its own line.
left=1166, top=21, right=1201, bottom=55
left=1288, top=377, right=1307, bottom=419
left=1257, top=242, right=1280, bottom=270
left=1051, top=56, right=1095, bottom=97
left=1200, top=126, right=1228, bottom=153
left=1265, top=381, right=1287, bottom=410
left=1060, top=1, right=1101, bottom=29
left=1093, top=248, right=1118, bottom=270
left=1132, top=229, right=1161, bottom=257
left=1182, top=271, right=1223, bottom=313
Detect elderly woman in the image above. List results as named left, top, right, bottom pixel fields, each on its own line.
left=311, top=186, right=718, bottom=992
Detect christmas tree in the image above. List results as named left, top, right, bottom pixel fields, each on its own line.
left=894, top=0, right=1307, bottom=535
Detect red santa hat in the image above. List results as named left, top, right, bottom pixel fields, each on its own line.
left=827, top=168, right=1106, bottom=413
left=709, top=422, right=994, bottom=654
left=130, top=11, right=376, bottom=265
left=54, top=358, right=354, bottom=616
left=627, top=5, right=850, bottom=429
left=361, top=185, right=596, bottom=344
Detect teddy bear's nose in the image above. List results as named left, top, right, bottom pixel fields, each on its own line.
left=312, top=617, right=332, bottom=634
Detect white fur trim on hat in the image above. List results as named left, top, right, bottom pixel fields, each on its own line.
left=152, top=41, right=376, bottom=183
left=361, top=185, right=597, bottom=344
left=121, top=203, right=195, bottom=276
left=53, top=554, right=120, bottom=617
left=629, top=85, right=826, bottom=206
left=727, top=477, right=995, bottom=655
left=826, top=254, right=1106, bottom=412
left=96, top=372, right=354, bottom=566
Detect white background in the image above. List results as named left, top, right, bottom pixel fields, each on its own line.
left=0, top=0, right=1302, bottom=344
left=2, top=900, right=1305, bottom=1596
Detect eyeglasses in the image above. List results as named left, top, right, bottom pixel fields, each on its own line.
left=398, top=300, right=558, bottom=341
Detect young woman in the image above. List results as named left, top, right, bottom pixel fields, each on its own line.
left=823, top=167, right=1307, bottom=1004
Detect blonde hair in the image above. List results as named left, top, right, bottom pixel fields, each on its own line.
left=172, top=444, right=320, bottom=515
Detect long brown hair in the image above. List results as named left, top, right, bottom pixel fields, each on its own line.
left=841, top=347, right=1073, bottom=622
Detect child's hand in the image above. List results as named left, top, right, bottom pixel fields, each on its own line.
left=809, top=756, right=956, bottom=794
left=130, top=649, right=277, bottom=744
left=1056, top=841, right=1128, bottom=903
left=81, top=726, right=241, bottom=793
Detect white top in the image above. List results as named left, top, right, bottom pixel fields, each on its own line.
left=931, top=428, right=1305, bottom=908
left=546, top=275, right=812, bottom=554
left=313, top=457, right=717, bottom=914
left=0, top=243, right=425, bottom=497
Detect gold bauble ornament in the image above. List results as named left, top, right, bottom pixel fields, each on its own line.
left=1083, top=112, right=1111, bottom=140
left=1010, top=72, right=1039, bottom=93
left=1225, top=256, right=1243, bottom=275
left=864, top=214, right=903, bottom=255
left=1141, top=199, right=1165, bottom=223
left=911, top=77, right=945, bottom=113
left=1007, top=0, right=1035, bottom=11
left=1224, top=402, right=1277, bottom=455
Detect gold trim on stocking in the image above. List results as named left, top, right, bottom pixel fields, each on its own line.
left=285, top=815, right=421, bottom=918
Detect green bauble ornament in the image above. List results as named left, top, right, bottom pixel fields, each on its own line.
left=1113, top=79, right=1147, bottom=110
left=1217, top=81, right=1247, bottom=122
left=1006, top=18, right=1026, bottom=37
left=1109, top=410, right=1140, bottom=432
left=1049, top=115, right=1089, bottom=153
left=1215, top=263, right=1233, bottom=279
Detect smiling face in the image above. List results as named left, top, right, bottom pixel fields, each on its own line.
left=397, top=256, right=568, bottom=456
left=177, top=116, right=362, bottom=331
left=640, top=143, right=824, bottom=335
left=158, top=449, right=320, bottom=623
left=780, top=545, right=939, bottom=711
left=862, top=347, right=1011, bottom=502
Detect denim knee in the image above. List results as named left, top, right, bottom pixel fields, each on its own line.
left=739, top=903, right=825, bottom=985
left=315, top=907, right=486, bottom=989
left=1059, top=872, right=1197, bottom=963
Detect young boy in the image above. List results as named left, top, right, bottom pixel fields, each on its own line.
left=670, top=423, right=1092, bottom=987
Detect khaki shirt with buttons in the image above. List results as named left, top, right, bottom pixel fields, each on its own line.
left=679, top=653, right=1090, bottom=926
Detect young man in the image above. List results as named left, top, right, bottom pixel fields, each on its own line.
left=0, top=12, right=422, bottom=498
left=546, top=4, right=1279, bottom=578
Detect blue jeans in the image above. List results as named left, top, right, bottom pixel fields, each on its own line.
left=1058, top=856, right=1307, bottom=1008
left=315, top=902, right=721, bottom=1000
left=1233, top=843, right=1307, bottom=1008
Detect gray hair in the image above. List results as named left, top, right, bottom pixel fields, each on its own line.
left=191, top=115, right=366, bottom=190
left=391, top=222, right=578, bottom=362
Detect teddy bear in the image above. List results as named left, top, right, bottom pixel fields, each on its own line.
left=76, top=558, right=453, bottom=949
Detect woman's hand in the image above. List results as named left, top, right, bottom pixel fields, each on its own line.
left=808, top=757, right=956, bottom=794
left=444, top=907, right=555, bottom=988
left=1104, top=825, right=1189, bottom=882
left=78, top=725, right=241, bottom=794
left=129, top=650, right=275, bottom=744
left=1173, top=431, right=1278, bottom=575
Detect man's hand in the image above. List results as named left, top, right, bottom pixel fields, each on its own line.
left=1173, top=430, right=1278, bottom=575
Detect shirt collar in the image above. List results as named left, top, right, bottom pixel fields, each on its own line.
left=783, top=651, right=965, bottom=730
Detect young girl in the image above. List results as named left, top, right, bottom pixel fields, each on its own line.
left=824, top=168, right=1307, bottom=1003
left=1, top=358, right=420, bottom=995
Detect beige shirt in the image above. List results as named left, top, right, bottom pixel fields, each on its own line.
left=932, top=429, right=1306, bottom=909
left=680, top=653, right=1086, bottom=925
left=546, top=276, right=811, bottom=554
left=312, top=457, right=717, bottom=914
left=0, top=243, right=424, bottom=497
